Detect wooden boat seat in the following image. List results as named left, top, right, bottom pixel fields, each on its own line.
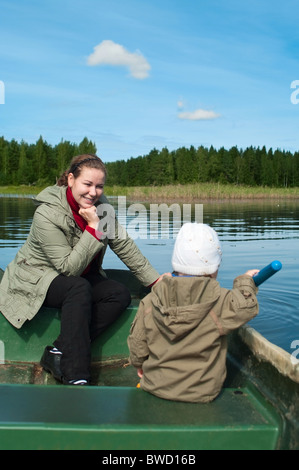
left=0, top=383, right=281, bottom=450
left=0, top=303, right=138, bottom=363
left=0, top=269, right=143, bottom=364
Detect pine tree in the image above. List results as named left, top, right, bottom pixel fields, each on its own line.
left=34, top=136, right=48, bottom=183
left=7, top=139, right=20, bottom=184
left=0, top=137, right=9, bottom=184
left=197, top=146, right=209, bottom=182
left=78, top=137, right=97, bottom=155
left=17, top=141, right=32, bottom=185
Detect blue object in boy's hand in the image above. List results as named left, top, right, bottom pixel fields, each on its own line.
left=253, top=260, right=282, bottom=286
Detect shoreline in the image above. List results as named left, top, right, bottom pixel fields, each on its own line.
left=104, top=183, right=299, bottom=202
left=0, top=183, right=298, bottom=202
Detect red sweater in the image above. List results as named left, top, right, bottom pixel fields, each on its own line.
left=66, top=187, right=101, bottom=275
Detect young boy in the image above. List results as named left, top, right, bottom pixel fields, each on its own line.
left=127, top=223, right=259, bottom=403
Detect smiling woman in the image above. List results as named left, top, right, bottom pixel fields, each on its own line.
left=62, top=155, right=106, bottom=228
left=0, top=153, right=161, bottom=386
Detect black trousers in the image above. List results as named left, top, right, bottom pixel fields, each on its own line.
left=43, top=271, right=131, bottom=382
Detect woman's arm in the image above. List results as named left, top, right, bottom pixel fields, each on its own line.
left=32, top=208, right=104, bottom=276
left=109, top=218, right=160, bottom=286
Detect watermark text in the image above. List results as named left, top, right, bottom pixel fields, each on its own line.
left=290, top=80, right=299, bottom=104
left=96, top=197, right=203, bottom=240
left=0, top=81, right=4, bottom=104
left=291, top=339, right=299, bottom=365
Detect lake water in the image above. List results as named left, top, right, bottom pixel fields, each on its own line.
left=0, top=195, right=298, bottom=355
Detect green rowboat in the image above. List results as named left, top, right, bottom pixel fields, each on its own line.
left=0, top=268, right=298, bottom=450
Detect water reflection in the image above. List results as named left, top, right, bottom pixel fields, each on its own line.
left=0, top=196, right=298, bottom=353
left=110, top=198, right=299, bottom=241
left=0, top=197, right=35, bottom=248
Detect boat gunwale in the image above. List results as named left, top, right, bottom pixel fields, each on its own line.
left=237, top=324, right=299, bottom=384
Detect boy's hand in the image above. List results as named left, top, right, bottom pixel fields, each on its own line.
left=245, top=269, right=260, bottom=277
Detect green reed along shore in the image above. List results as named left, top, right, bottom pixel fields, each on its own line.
left=104, top=183, right=299, bottom=202
left=1, top=183, right=298, bottom=201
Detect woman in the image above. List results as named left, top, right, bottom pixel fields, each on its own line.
left=0, top=154, right=160, bottom=385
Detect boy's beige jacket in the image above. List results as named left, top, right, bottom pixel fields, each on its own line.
left=0, top=185, right=159, bottom=329
left=128, top=275, right=258, bottom=403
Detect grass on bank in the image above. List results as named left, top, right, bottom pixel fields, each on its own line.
left=0, top=183, right=298, bottom=201
left=104, top=183, right=299, bottom=201
left=0, top=185, right=46, bottom=196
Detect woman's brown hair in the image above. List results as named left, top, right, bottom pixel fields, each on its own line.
left=57, top=154, right=107, bottom=186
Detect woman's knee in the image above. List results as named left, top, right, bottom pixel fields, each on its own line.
left=65, top=277, right=94, bottom=309
left=60, top=277, right=93, bottom=325
left=67, top=276, right=92, bottom=296
left=118, top=284, right=131, bottom=309
left=104, top=280, right=131, bottom=309
left=90, top=278, right=131, bottom=308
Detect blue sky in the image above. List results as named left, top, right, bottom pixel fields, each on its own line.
left=1, top=0, right=299, bottom=162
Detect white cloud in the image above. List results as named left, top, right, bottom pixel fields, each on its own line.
left=87, top=40, right=151, bottom=79
left=178, top=109, right=220, bottom=121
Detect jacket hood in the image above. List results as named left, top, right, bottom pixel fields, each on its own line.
left=151, top=276, right=221, bottom=341
left=34, top=185, right=69, bottom=212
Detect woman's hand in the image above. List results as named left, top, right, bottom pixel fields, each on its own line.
left=79, top=206, right=100, bottom=229
left=156, top=272, right=172, bottom=282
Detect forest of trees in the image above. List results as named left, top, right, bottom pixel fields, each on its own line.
left=0, top=135, right=299, bottom=188
left=0, top=136, right=97, bottom=186
left=105, top=145, right=299, bottom=188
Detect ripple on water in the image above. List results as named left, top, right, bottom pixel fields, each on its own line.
left=249, top=289, right=299, bottom=353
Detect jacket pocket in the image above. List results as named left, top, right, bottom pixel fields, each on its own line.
left=15, top=262, right=43, bottom=285
left=11, top=262, right=44, bottom=306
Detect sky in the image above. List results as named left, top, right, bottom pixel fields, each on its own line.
left=1, top=0, right=299, bottom=162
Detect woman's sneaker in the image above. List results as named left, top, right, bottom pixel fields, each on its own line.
left=64, top=379, right=88, bottom=386
left=41, top=346, right=89, bottom=385
left=40, top=346, right=63, bottom=382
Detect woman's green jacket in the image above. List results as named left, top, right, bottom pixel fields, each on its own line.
left=0, top=185, right=159, bottom=328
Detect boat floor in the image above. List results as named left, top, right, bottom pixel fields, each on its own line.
left=0, top=381, right=281, bottom=450
left=0, top=354, right=283, bottom=450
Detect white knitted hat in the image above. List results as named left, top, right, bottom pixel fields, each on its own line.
left=172, top=223, right=222, bottom=275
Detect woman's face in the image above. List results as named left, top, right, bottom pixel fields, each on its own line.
left=68, top=166, right=105, bottom=208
